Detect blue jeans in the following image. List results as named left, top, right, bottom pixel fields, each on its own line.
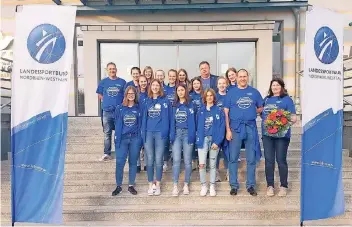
left=115, top=133, right=141, bottom=186
left=228, top=126, right=256, bottom=189
left=144, top=131, right=166, bottom=182
left=198, top=136, right=219, bottom=185
left=262, top=135, right=290, bottom=188
left=172, top=129, right=194, bottom=184
left=103, top=110, right=115, bottom=155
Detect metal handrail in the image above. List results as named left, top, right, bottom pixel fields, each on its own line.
left=0, top=101, right=11, bottom=109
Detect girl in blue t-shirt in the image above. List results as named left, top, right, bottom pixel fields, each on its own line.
left=190, top=78, right=204, bottom=170
left=137, top=75, right=148, bottom=172
left=215, top=76, right=229, bottom=182
left=177, top=69, right=192, bottom=91
left=170, top=84, right=196, bottom=196
left=261, top=78, right=297, bottom=197
left=143, top=66, right=154, bottom=85
left=225, top=67, right=237, bottom=91
left=113, top=86, right=142, bottom=196
left=196, top=88, right=225, bottom=197
left=141, top=79, right=170, bottom=196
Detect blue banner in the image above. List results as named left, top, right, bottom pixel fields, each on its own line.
left=11, top=5, right=76, bottom=224
left=301, top=7, right=345, bottom=222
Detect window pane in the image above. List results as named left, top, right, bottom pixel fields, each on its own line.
left=217, top=42, right=256, bottom=87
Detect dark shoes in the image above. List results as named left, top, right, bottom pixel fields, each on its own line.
left=112, top=186, right=138, bottom=196
left=137, top=166, right=141, bottom=173
left=128, top=186, right=138, bottom=195
left=247, top=187, right=257, bottom=196
left=112, top=186, right=122, bottom=196
left=230, top=188, right=238, bottom=195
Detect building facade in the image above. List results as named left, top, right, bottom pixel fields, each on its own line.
left=1, top=0, right=352, bottom=116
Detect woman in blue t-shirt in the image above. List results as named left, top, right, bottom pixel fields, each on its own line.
left=177, top=69, right=192, bottom=91
left=196, top=89, right=225, bottom=197
left=141, top=79, right=170, bottom=196
left=113, top=86, right=142, bottom=196
left=261, top=78, right=297, bottom=197
left=170, top=84, right=196, bottom=196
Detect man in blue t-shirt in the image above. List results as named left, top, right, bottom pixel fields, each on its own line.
left=96, top=62, right=126, bottom=161
left=224, top=69, right=264, bottom=196
left=195, top=61, right=218, bottom=92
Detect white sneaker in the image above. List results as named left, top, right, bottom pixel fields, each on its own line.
left=278, top=186, right=287, bottom=197
left=215, top=170, right=221, bottom=182
left=238, top=157, right=241, bottom=162
left=267, top=186, right=275, bottom=197
left=99, top=154, right=112, bottom=161
left=172, top=184, right=179, bottom=197
left=148, top=184, right=154, bottom=196
left=163, top=162, right=168, bottom=172
left=183, top=183, right=190, bottom=195
left=154, top=184, right=161, bottom=196
left=209, top=184, right=216, bottom=197
left=200, top=185, right=208, bottom=196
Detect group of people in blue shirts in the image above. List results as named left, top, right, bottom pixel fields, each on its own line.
left=96, top=61, right=297, bottom=198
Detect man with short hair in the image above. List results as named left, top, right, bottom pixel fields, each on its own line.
left=196, top=61, right=218, bottom=92
left=224, top=69, right=263, bottom=196
left=96, top=62, right=126, bottom=161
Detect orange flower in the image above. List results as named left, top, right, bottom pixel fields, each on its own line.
left=281, top=117, right=288, bottom=125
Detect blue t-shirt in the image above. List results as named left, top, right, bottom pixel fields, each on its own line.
left=224, top=86, right=264, bottom=129
left=139, top=91, right=148, bottom=105
left=201, top=78, right=211, bottom=90
left=204, top=109, right=214, bottom=136
left=164, top=84, right=176, bottom=106
left=227, top=83, right=237, bottom=92
left=261, top=95, right=296, bottom=138
left=121, top=105, right=139, bottom=135
left=175, top=104, right=188, bottom=129
left=190, top=92, right=202, bottom=112
left=146, top=98, right=164, bottom=132
left=125, top=80, right=138, bottom=89
left=216, top=93, right=226, bottom=109
left=96, top=77, right=126, bottom=111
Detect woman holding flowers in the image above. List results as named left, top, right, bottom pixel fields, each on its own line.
left=261, top=78, right=297, bottom=197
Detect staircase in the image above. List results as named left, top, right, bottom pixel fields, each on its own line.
left=1, top=117, right=352, bottom=226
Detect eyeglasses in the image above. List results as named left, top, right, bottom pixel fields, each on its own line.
left=127, top=93, right=135, bottom=95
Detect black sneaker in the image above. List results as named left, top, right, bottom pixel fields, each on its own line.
left=137, top=166, right=141, bottom=173
left=128, top=186, right=137, bottom=195
left=143, top=166, right=147, bottom=171
left=247, top=187, right=257, bottom=196
left=112, top=186, right=122, bottom=196
left=230, top=188, right=237, bottom=195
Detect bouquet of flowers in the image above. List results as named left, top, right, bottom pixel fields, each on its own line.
left=263, top=109, right=291, bottom=138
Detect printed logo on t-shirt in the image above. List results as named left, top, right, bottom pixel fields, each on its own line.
left=276, top=100, right=282, bottom=103
left=193, top=99, right=201, bottom=110
left=175, top=109, right=187, bottom=123
left=148, top=105, right=161, bottom=118
left=123, top=114, right=137, bottom=127
left=237, top=97, right=253, bottom=109
left=263, top=104, right=278, bottom=114
left=204, top=116, right=213, bottom=129
left=107, top=87, right=120, bottom=97
left=217, top=100, right=223, bottom=108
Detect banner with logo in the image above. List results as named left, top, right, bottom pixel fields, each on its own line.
left=11, top=5, right=76, bottom=224
left=301, top=7, right=345, bottom=222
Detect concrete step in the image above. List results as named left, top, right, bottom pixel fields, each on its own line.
left=55, top=157, right=352, bottom=170
left=2, top=219, right=351, bottom=227
left=3, top=180, right=351, bottom=194
left=67, top=127, right=303, bottom=136
left=2, top=189, right=352, bottom=207
left=65, top=141, right=304, bottom=152
left=1, top=204, right=351, bottom=222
